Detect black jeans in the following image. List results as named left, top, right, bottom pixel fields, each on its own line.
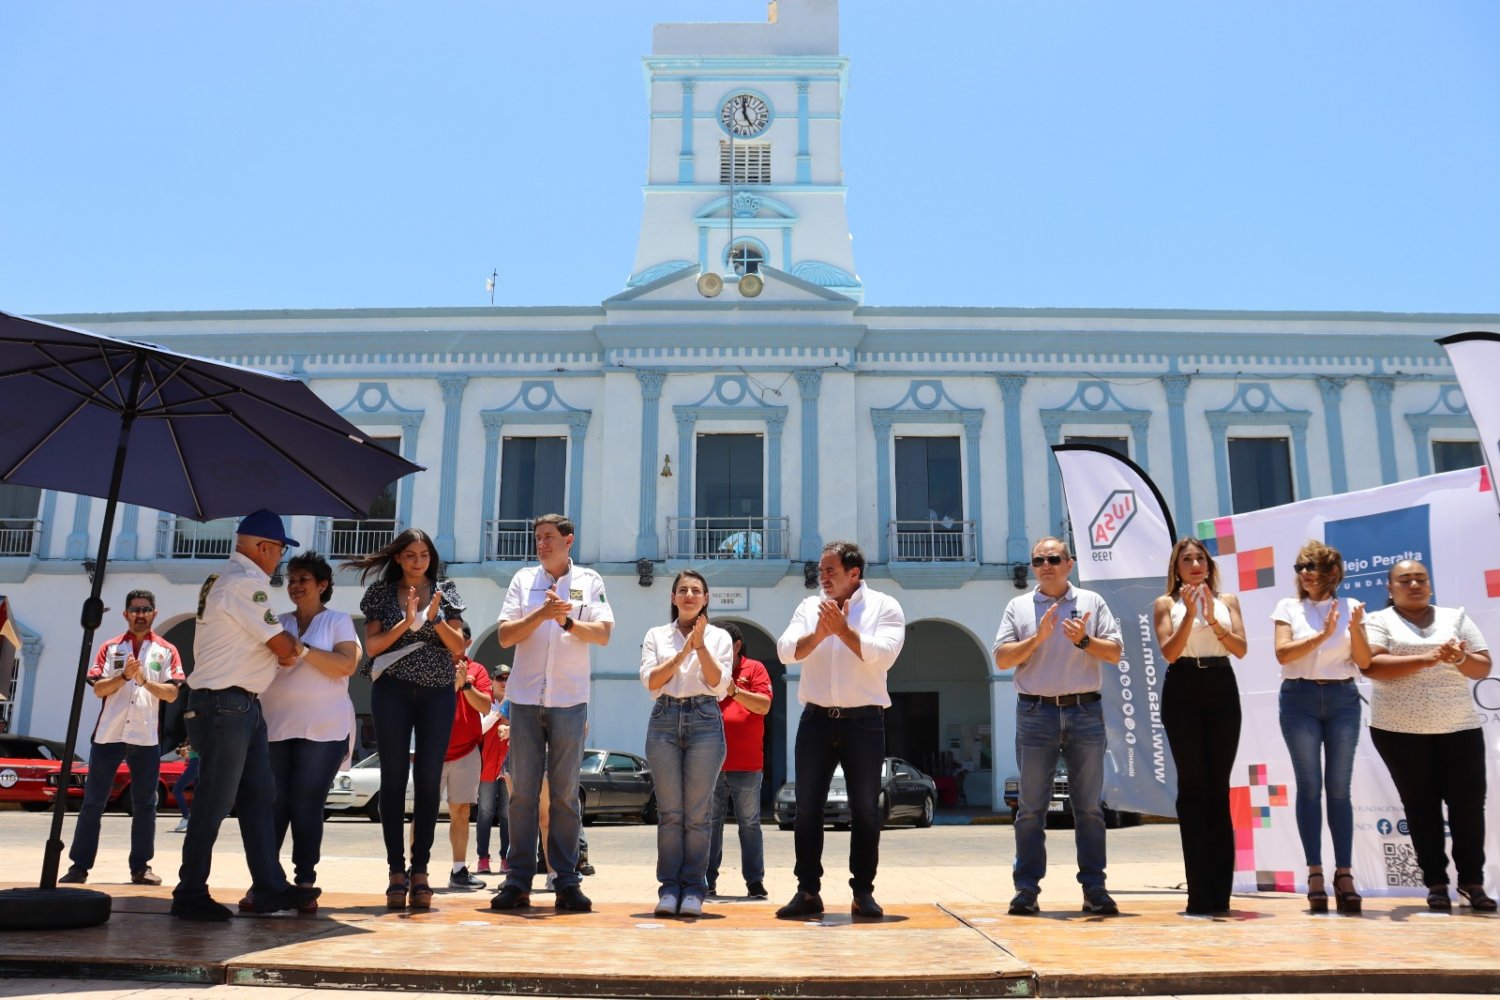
left=268, top=737, right=347, bottom=885
left=1162, top=661, right=1242, bottom=913
left=370, top=674, right=455, bottom=875
left=1370, top=726, right=1487, bottom=887
left=793, top=705, right=885, bottom=895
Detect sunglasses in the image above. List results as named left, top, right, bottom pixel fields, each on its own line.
left=127, top=606, right=155, bottom=614
left=1031, top=554, right=1067, bottom=566
left=1292, top=562, right=1330, bottom=573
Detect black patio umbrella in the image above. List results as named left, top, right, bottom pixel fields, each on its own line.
left=0, top=310, right=425, bottom=927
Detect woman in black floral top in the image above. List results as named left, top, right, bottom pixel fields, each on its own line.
left=346, top=528, right=467, bottom=909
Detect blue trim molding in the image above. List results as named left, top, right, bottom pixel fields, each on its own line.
left=478, top=381, right=592, bottom=547
left=998, top=376, right=1028, bottom=563
left=678, top=78, right=695, bottom=183
left=636, top=371, right=666, bottom=559
left=1163, top=374, right=1193, bottom=530
left=1317, top=376, right=1350, bottom=495
left=796, top=80, right=811, bottom=184
left=1040, top=381, right=1151, bottom=545
left=1206, top=383, right=1311, bottom=513
left=795, top=370, right=823, bottom=560
left=1367, top=376, right=1398, bottom=484
left=67, top=496, right=91, bottom=560
left=1406, top=383, right=1473, bottom=477
left=435, top=376, right=468, bottom=562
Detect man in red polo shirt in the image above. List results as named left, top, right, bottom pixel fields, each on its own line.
left=443, top=623, right=493, bottom=890
left=707, top=621, right=772, bottom=898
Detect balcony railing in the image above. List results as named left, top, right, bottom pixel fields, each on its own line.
left=315, top=519, right=399, bottom=559
left=0, top=519, right=42, bottom=557
left=156, top=517, right=236, bottom=559
left=888, top=519, right=976, bottom=562
left=484, top=519, right=538, bottom=562
left=665, top=515, right=789, bottom=560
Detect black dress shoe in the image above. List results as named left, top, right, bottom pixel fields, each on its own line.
left=489, top=884, right=531, bottom=910
left=554, top=885, right=593, bottom=912
left=58, top=867, right=88, bottom=885
left=775, top=890, right=824, bottom=919
left=851, top=892, right=884, bottom=919
left=171, top=895, right=234, bottom=922
left=746, top=880, right=768, bottom=899
left=252, top=884, right=321, bottom=913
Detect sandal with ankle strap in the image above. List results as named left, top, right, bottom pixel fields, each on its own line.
left=1427, top=884, right=1452, bottom=911
left=1332, top=871, right=1361, bottom=915
left=408, top=871, right=433, bottom=910
left=1305, top=870, right=1327, bottom=914
left=385, top=874, right=409, bottom=911
left=1457, top=884, right=1497, bottom=913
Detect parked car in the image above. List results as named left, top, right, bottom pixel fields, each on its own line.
left=44, top=749, right=191, bottom=813
left=579, top=749, right=657, bottom=825
left=325, top=747, right=659, bottom=825
left=1002, top=761, right=1142, bottom=828
left=774, top=757, right=937, bottom=830
left=0, top=735, right=83, bottom=810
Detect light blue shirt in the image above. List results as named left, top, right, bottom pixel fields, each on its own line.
left=992, top=584, right=1122, bottom=697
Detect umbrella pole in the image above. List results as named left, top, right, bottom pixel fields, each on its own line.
left=39, top=351, right=146, bottom=891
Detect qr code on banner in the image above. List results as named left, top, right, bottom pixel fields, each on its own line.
left=1383, top=842, right=1424, bottom=887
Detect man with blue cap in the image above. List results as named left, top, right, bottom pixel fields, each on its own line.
left=171, top=509, right=322, bottom=921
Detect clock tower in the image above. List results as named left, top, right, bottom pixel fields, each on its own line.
left=627, top=0, right=861, bottom=301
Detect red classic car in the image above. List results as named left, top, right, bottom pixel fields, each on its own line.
left=43, top=749, right=192, bottom=812
left=0, top=735, right=84, bottom=809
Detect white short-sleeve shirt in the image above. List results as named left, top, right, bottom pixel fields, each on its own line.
left=1271, top=596, right=1361, bottom=681
left=261, top=608, right=360, bottom=743
left=191, top=551, right=287, bottom=694
left=1364, top=605, right=1488, bottom=734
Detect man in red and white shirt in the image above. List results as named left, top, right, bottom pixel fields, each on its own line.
left=707, top=621, right=773, bottom=899
left=60, top=589, right=183, bottom=886
left=443, top=622, right=493, bottom=890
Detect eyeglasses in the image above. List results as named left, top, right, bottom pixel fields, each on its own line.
left=1293, top=562, right=1329, bottom=573
left=127, top=607, right=155, bottom=615
left=1031, top=554, right=1067, bottom=566
left=259, top=540, right=287, bottom=555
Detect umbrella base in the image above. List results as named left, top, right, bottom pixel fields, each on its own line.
left=0, top=886, right=111, bottom=930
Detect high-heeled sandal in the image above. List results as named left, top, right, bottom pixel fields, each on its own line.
left=1427, top=884, right=1452, bottom=911
left=385, top=873, right=409, bottom=911
left=1457, top=884, right=1497, bottom=913
left=408, top=871, right=433, bottom=910
left=1332, top=871, right=1361, bottom=915
left=1305, top=870, right=1328, bottom=913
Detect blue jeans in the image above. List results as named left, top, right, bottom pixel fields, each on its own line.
left=793, top=705, right=886, bottom=895
left=645, top=695, right=726, bottom=897
left=1278, top=679, right=1361, bottom=869
left=370, top=674, right=455, bottom=875
left=175, top=756, right=199, bottom=819
left=174, top=687, right=291, bottom=902
left=708, top=769, right=765, bottom=887
left=1013, top=697, right=1108, bottom=893
left=268, top=737, right=347, bottom=885
left=475, top=777, right=510, bottom=859
left=68, top=740, right=160, bottom=874
left=503, top=701, right=588, bottom=891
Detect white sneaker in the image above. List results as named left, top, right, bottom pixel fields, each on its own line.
left=679, top=894, right=704, bottom=917
left=173, top=818, right=189, bottom=833
left=655, top=891, right=680, bottom=917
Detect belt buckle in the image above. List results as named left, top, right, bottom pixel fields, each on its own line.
left=828, top=706, right=843, bottom=719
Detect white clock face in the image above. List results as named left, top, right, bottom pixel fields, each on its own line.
left=720, top=93, right=770, bottom=137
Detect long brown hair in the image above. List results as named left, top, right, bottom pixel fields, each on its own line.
left=1163, top=537, right=1219, bottom=598
left=341, top=527, right=442, bottom=586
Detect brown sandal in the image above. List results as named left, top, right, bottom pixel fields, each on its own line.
left=385, top=873, right=409, bottom=910
left=1305, top=870, right=1327, bottom=914
left=1332, top=870, right=1362, bottom=915
left=408, top=871, right=433, bottom=910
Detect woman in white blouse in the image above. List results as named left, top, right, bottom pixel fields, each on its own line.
left=640, top=569, right=731, bottom=918
left=1152, top=537, right=1247, bottom=916
left=1271, top=540, right=1371, bottom=914
left=251, top=551, right=361, bottom=912
left=1363, top=559, right=1494, bottom=913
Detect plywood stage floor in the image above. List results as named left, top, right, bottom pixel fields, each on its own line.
left=0, top=885, right=1495, bottom=998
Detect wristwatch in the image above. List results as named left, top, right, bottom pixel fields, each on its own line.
left=1074, top=635, right=1092, bottom=650
left=461, top=680, right=474, bottom=691
left=561, top=617, right=575, bottom=632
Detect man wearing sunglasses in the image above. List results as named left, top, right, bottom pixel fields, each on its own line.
left=58, top=590, right=184, bottom=887
left=993, top=537, right=1123, bottom=917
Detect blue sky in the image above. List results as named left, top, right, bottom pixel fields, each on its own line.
left=2, top=1, right=1496, bottom=315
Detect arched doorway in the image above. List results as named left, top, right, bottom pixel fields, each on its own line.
left=887, top=618, right=992, bottom=807
left=715, top=617, right=785, bottom=811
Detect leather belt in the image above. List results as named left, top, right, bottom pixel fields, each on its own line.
left=804, top=704, right=883, bottom=719
left=1018, top=691, right=1102, bottom=707
left=1172, top=656, right=1231, bottom=669
left=1286, top=677, right=1355, bottom=685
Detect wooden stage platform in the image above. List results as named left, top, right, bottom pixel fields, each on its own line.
left=0, top=885, right=1495, bottom=997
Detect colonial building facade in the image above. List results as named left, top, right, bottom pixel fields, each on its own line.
left=4, top=0, right=1493, bottom=811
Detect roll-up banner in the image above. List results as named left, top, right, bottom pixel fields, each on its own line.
left=1438, top=330, right=1500, bottom=492
left=1052, top=444, right=1179, bottom=818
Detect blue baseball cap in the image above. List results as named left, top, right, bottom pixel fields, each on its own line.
left=235, top=509, right=300, bottom=548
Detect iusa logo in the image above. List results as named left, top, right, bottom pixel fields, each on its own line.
left=1089, top=490, right=1137, bottom=550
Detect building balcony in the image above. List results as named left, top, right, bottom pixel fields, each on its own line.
left=665, top=516, right=789, bottom=561
left=314, top=518, right=399, bottom=560
left=484, top=519, right=538, bottom=563
left=888, top=520, right=976, bottom=563
left=0, top=519, right=41, bottom=557
left=155, top=517, right=236, bottom=560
